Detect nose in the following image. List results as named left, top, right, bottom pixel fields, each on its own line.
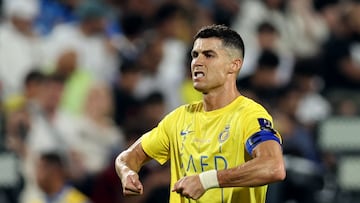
left=192, top=55, right=204, bottom=68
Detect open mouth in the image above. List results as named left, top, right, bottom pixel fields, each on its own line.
left=194, top=71, right=205, bottom=79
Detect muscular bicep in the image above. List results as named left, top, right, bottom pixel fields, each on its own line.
left=251, top=140, right=283, bottom=159
left=218, top=140, right=285, bottom=187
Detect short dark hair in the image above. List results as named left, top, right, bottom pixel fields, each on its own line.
left=257, top=21, right=278, bottom=34
left=24, top=70, right=46, bottom=86
left=154, top=2, right=182, bottom=26
left=257, top=49, right=279, bottom=69
left=40, top=151, right=66, bottom=169
left=194, top=24, right=245, bottom=58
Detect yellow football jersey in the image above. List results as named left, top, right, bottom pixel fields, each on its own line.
left=141, top=96, right=281, bottom=203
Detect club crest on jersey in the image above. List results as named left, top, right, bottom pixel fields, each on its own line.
left=218, top=125, right=230, bottom=143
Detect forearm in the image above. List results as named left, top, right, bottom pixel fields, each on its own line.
left=217, top=141, right=286, bottom=188
left=217, top=156, right=285, bottom=187
left=115, top=151, right=139, bottom=177
left=115, top=139, right=150, bottom=177
left=115, top=139, right=152, bottom=196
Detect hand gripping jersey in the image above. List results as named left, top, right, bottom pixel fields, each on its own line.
left=141, top=96, right=281, bottom=203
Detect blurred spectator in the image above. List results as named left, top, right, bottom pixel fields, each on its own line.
left=232, top=0, right=291, bottom=55
left=269, top=86, right=325, bottom=203
left=4, top=72, right=46, bottom=202
left=42, top=0, right=118, bottom=82
left=322, top=1, right=360, bottom=91
left=91, top=117, right=170, bottom=203
left=90, top=119, right=153, bottom=203
left=139, top=91, right=166, bottom=130
left=120, top=0, right=156, bottom=20
left=25, top=74, right=68, bottom=154
left=18, top=73, right=73, bottom=203
left=232, top=0, right=328, bottom=58
left=4, top=70, right=46, bottom=159
left=50, top=49, right=94, bottom=115
left=134, top=2, right=189, bottom=112
left=237, top=49, right=284, bottom=107
left=35, top=0, right=79, bottom=36
left=132, top=37, right=165, bottom=103
left=238, top=21, right=295, bottom=85
left=0, top=0, right=43, bottom=99
left=115, top=12, right=146, bottom=63
left=28, top=151, right=91, bottom=203
left=211, top=0, right=239, bottom=26
left=275, top=105, right=322, bottom=164
left=289, top=58, right=331, bottom=129
left=270, top=112, right=324, bottom=203
left=59, top=81, right=125, bottom=196
left=2, top=93, right=27, bottom=203
left=285, top=0, right=329, bottom=57
left=112, top=62, right=142, bottom=127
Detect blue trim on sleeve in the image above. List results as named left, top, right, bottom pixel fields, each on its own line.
left=245, top=130, right=281, bottom=155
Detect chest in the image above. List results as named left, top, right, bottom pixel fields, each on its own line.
left=176, top=113, right=248, bottom=173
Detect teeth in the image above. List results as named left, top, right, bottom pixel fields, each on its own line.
left=195, top=72, right=204, bottom=78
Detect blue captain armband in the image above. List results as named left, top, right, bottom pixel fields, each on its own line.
left=245, top=130, right=281, bottom=155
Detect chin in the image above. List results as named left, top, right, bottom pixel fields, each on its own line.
left=194, top=86, right=206, bottom=94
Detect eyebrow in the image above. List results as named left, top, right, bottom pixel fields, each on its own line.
left=192, top=49, right=217, bottom=56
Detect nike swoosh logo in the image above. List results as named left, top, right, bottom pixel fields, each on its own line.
left=180, top=130, right=194, bottom=136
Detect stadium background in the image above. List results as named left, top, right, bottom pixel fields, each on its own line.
left=0, top=0, right=360, bottom=202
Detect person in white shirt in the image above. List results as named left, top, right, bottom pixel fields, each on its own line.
left=0, top=0, right=42, bottom=99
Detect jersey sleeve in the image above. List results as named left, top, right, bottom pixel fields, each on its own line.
left=141, top=109, right=180, bottom=165
left=242, top=103, right=282, bottom=155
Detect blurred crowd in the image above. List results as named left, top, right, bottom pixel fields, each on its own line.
left=0, top=0, right=360, bottom=203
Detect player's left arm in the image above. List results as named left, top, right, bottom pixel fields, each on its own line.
left=217, top=139, right=286, bottom=187
left=172, top=134, right=285, bottom=200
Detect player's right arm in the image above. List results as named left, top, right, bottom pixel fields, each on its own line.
left=115, top=138, right=152, bottom=196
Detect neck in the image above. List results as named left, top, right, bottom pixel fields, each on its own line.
left=46, top=180, right=65, bottom=197
left=202, top=85, right=240, bottom=111
left=80, top=24, right=92, bottom=36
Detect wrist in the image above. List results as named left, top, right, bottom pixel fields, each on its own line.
left=199, top=169, right=219, bottom=190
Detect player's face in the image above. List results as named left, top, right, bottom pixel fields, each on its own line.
left=191, top=38, right=234, bottom=93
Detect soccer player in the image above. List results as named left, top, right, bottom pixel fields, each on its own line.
left=115, top=24, right=286, bottom=203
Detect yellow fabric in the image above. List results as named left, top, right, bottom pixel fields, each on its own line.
left=3, top=94, right=25, bottom=113
left=180, top=79, right=202, bottom=104
left=60, top=69, right=93, bottom=115
left=64, top=189, right=89, bottom=203
left=27, top=186, right=90, bottom=203
left=141, top=96, right=281, bottom=203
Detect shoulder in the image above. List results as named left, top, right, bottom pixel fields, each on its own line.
left=239, top=96, right=266, bottom=109
left=238, top=96, right=270, bottom=116
left=159, top=101, right=203, bottom=126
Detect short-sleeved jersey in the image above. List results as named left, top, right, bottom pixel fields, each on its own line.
left=141, top=96, right=281, bottom=203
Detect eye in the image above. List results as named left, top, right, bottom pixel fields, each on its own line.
left=204, top=53, right=214, bottom=58
left=191, top=51, right=198, bottom=59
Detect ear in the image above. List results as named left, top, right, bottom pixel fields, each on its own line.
left=228, top=59, right=242, bottom=74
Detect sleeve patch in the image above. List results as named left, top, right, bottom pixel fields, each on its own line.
left=257, top=118, right=276, bottom=134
